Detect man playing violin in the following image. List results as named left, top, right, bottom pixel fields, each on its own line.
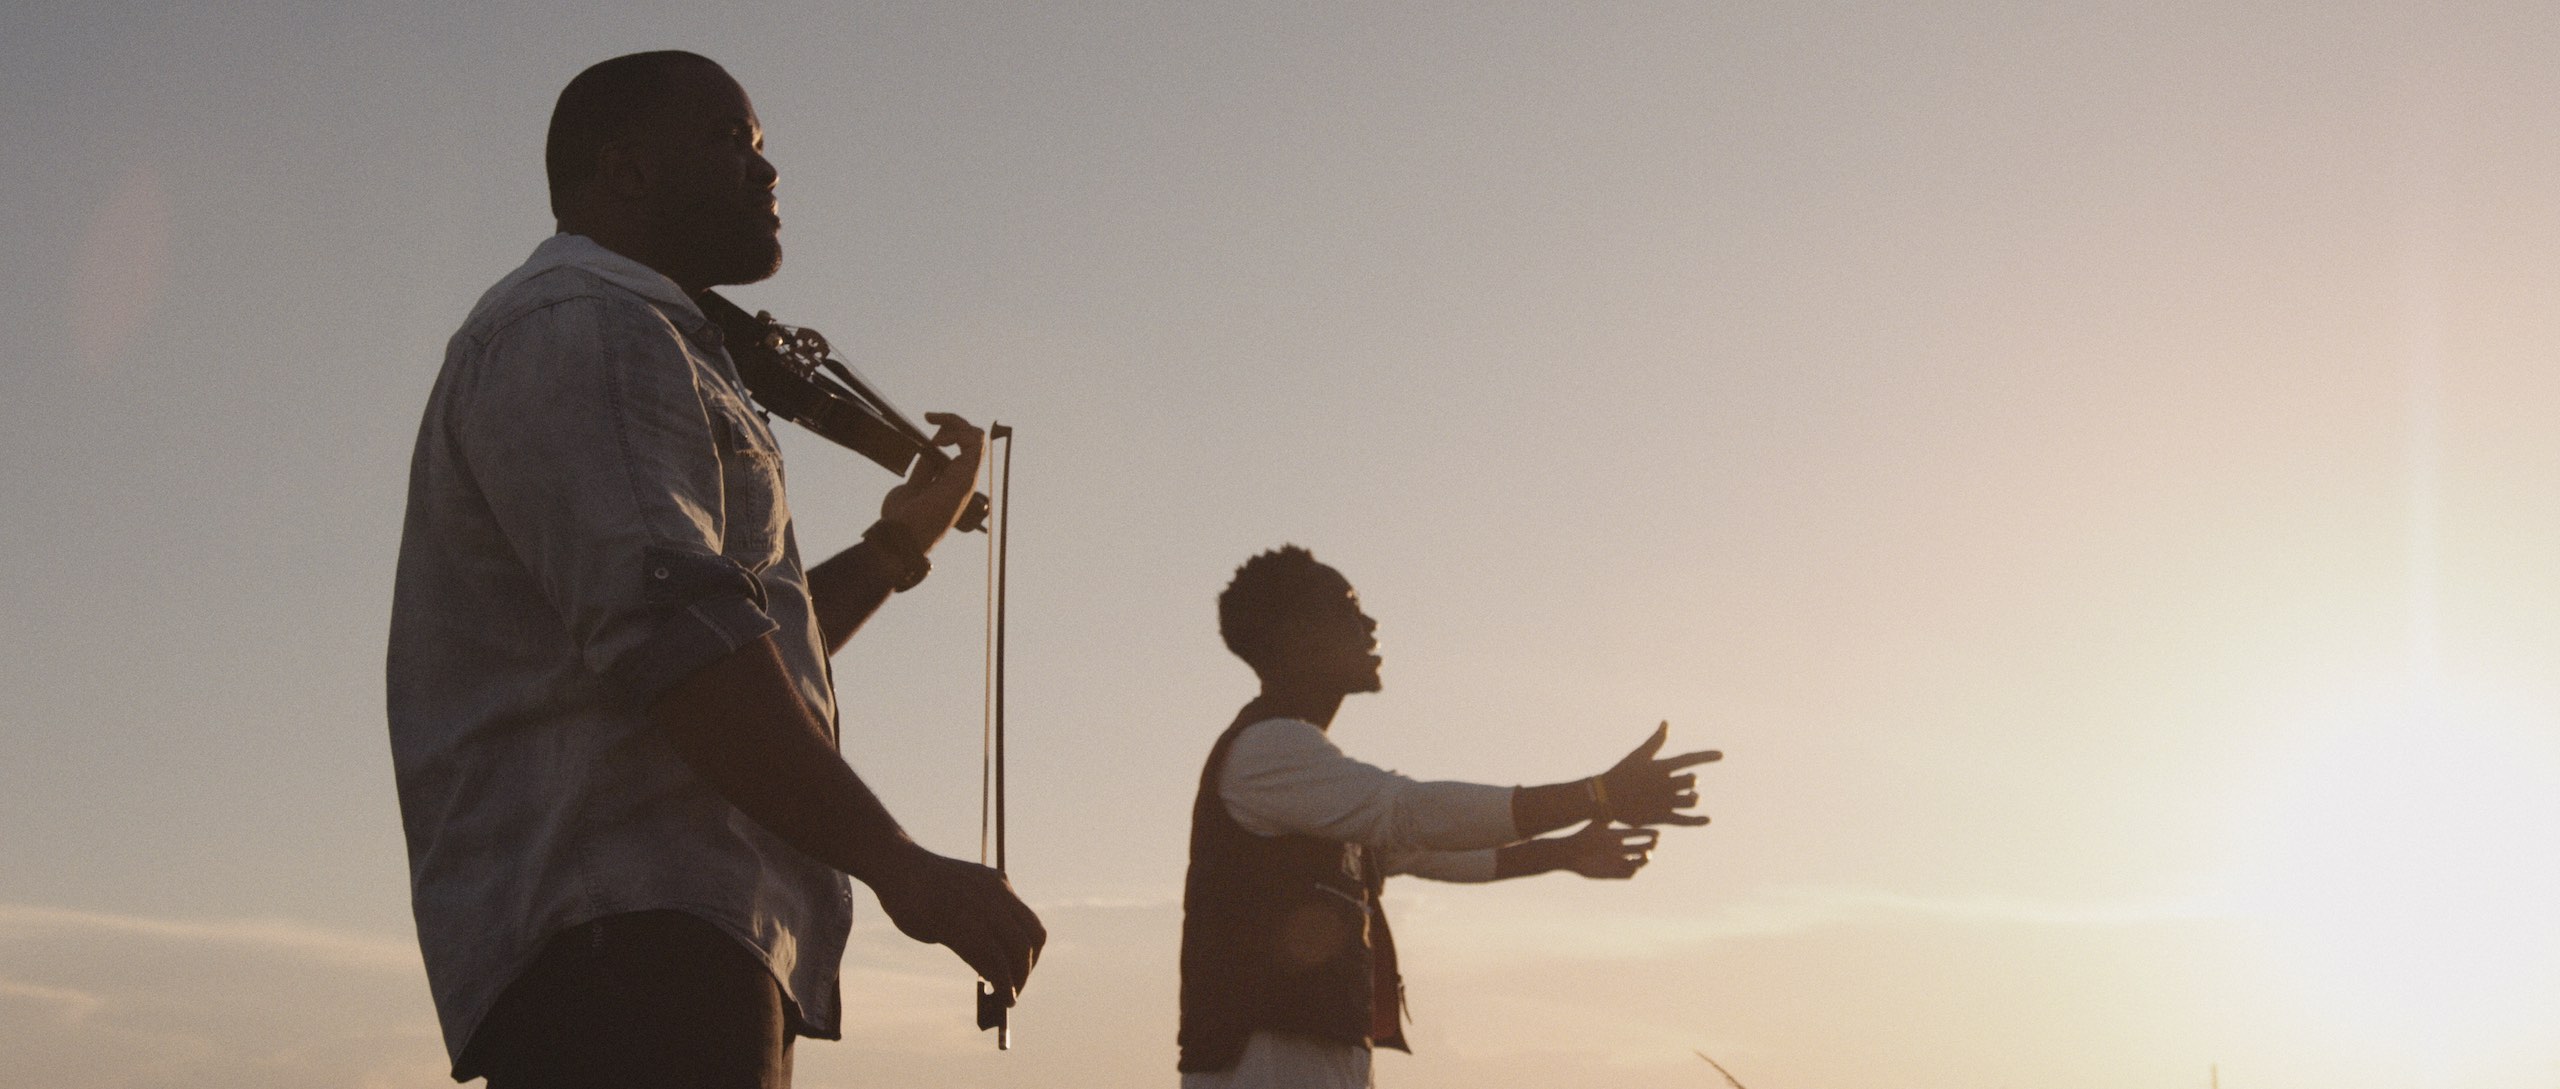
left=388, top=51, right=1043, bottom=1088
left=1179, top=545, right=1722, bottom=1087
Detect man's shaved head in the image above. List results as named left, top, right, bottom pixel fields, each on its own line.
left=544, top=50, right=726, bottom=219
left=542, top=50, right=783, bottom=293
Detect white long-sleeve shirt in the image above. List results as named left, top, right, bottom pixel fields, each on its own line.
left=1219, top=717, right=1521, bottom=886
left=1185, top=718, right=1527, bottom=1089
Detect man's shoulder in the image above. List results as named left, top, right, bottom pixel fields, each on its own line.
left=1230, top=715, right=1325, bottom=746
left=1222, top=717, right=1341, bottom=773
left=454, top=263, right=643, bottom=347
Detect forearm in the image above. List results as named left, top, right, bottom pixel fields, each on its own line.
left=806, top=540, right=904, bottom=655
left=818, top=412, right=986, bottom=656
left=650, top=634, right=925, bottom=886
left=1383, top=846, right=1499, bottom=883
left=1492, top=836, right=1570, bottom=880
left=1511, top=780, right=1604, bottom=839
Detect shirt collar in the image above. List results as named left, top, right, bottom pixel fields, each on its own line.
left=526, top=233, right=712, bottom=329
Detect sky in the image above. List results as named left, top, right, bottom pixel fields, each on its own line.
left=4, top=2, right=2558, bottom=1087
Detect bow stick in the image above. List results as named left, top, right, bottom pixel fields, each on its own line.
left=697, top=292, right=1020, bottom=1045
left=974, top=423, right=1015, bottom=1049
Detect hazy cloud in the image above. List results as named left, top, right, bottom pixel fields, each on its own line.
left=0, top=903, right=415, bottom=972
left=0, top=976, right=104, bottom=1025
left=0, top=904, right=445, bottom=1089
left=1752, top=885, right=2221, bottom=930
left=1393, top=884, right=2221, bottom=964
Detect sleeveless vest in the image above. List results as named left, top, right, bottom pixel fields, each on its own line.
left=1178, top=713, right=1408, bottom=1073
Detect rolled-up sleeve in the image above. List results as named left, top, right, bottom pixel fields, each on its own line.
left=452, top=293, right=777, bottom=704
left=1219, top=719, right=1520, bottom=854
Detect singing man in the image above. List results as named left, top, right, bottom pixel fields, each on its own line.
left=1179, top=545, right=1722, bottom=1087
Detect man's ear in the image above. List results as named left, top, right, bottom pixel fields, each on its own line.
left=1258, top=615, right=1309, bottom=673
left=592, top=140, right=652, bottom=204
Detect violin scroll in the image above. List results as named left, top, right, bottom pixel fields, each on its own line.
left=700, top=291, right=990, bottom=533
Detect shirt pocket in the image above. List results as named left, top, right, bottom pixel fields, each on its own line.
left=709, top=401, right=789, bottom=574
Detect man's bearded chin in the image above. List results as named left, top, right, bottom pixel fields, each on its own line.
left=709, top=235, right=783, bottom=287
left=663, top=211, right=783, bottom=288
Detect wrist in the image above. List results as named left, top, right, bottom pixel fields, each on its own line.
left=1497, top=837, right=1568, bottom=879
left=1583, top=775, right=1614, bottom=822
left=861, top=519, right=932, bottom=591
left=848, top=834, right=935, bottom=892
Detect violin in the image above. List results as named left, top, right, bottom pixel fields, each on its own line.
left=699, top=289, right=1018, bottom=1049
left=699, top=291, right=991, bottom=533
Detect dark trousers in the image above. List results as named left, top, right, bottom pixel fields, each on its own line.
left=464, top=910, right=795, bottom=1089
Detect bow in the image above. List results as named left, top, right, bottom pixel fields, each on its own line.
left=700, top=292, right=1019, bottom=1049
left=974, top=422, right=1015, bottom=1049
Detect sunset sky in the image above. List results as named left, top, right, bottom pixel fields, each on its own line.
left=5, top=3, right=2558, bottom=1088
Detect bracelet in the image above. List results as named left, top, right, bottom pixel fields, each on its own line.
left=861, top=520, right=932, bottom=592
left=1584, top=775, right=1613, bottom=821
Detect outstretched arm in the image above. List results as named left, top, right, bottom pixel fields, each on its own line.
left=1492, top=820, right=1660, bottom=880
left=1386, top=820, right=1658, bottom=882
left=1227, top=719, right=1719, bottom=857
left=1511, top=721, right=1721, bottom=838
left=652, top=633, right=1045, bottom=1003
left=1221, top=718, right=1521, bottom=853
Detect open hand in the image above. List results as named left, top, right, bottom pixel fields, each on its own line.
left=868, top=845, right=1046, bottom=1005
left=1555, top=818, right=1660, bottom=879
left=1598, top=721, right=1721, bottom=827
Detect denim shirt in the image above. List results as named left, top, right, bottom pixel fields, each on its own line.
left=387, top=234, right=850, bottom=1074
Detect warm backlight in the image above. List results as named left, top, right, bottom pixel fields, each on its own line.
left=2229, top=675, right=2560, bottom=1077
